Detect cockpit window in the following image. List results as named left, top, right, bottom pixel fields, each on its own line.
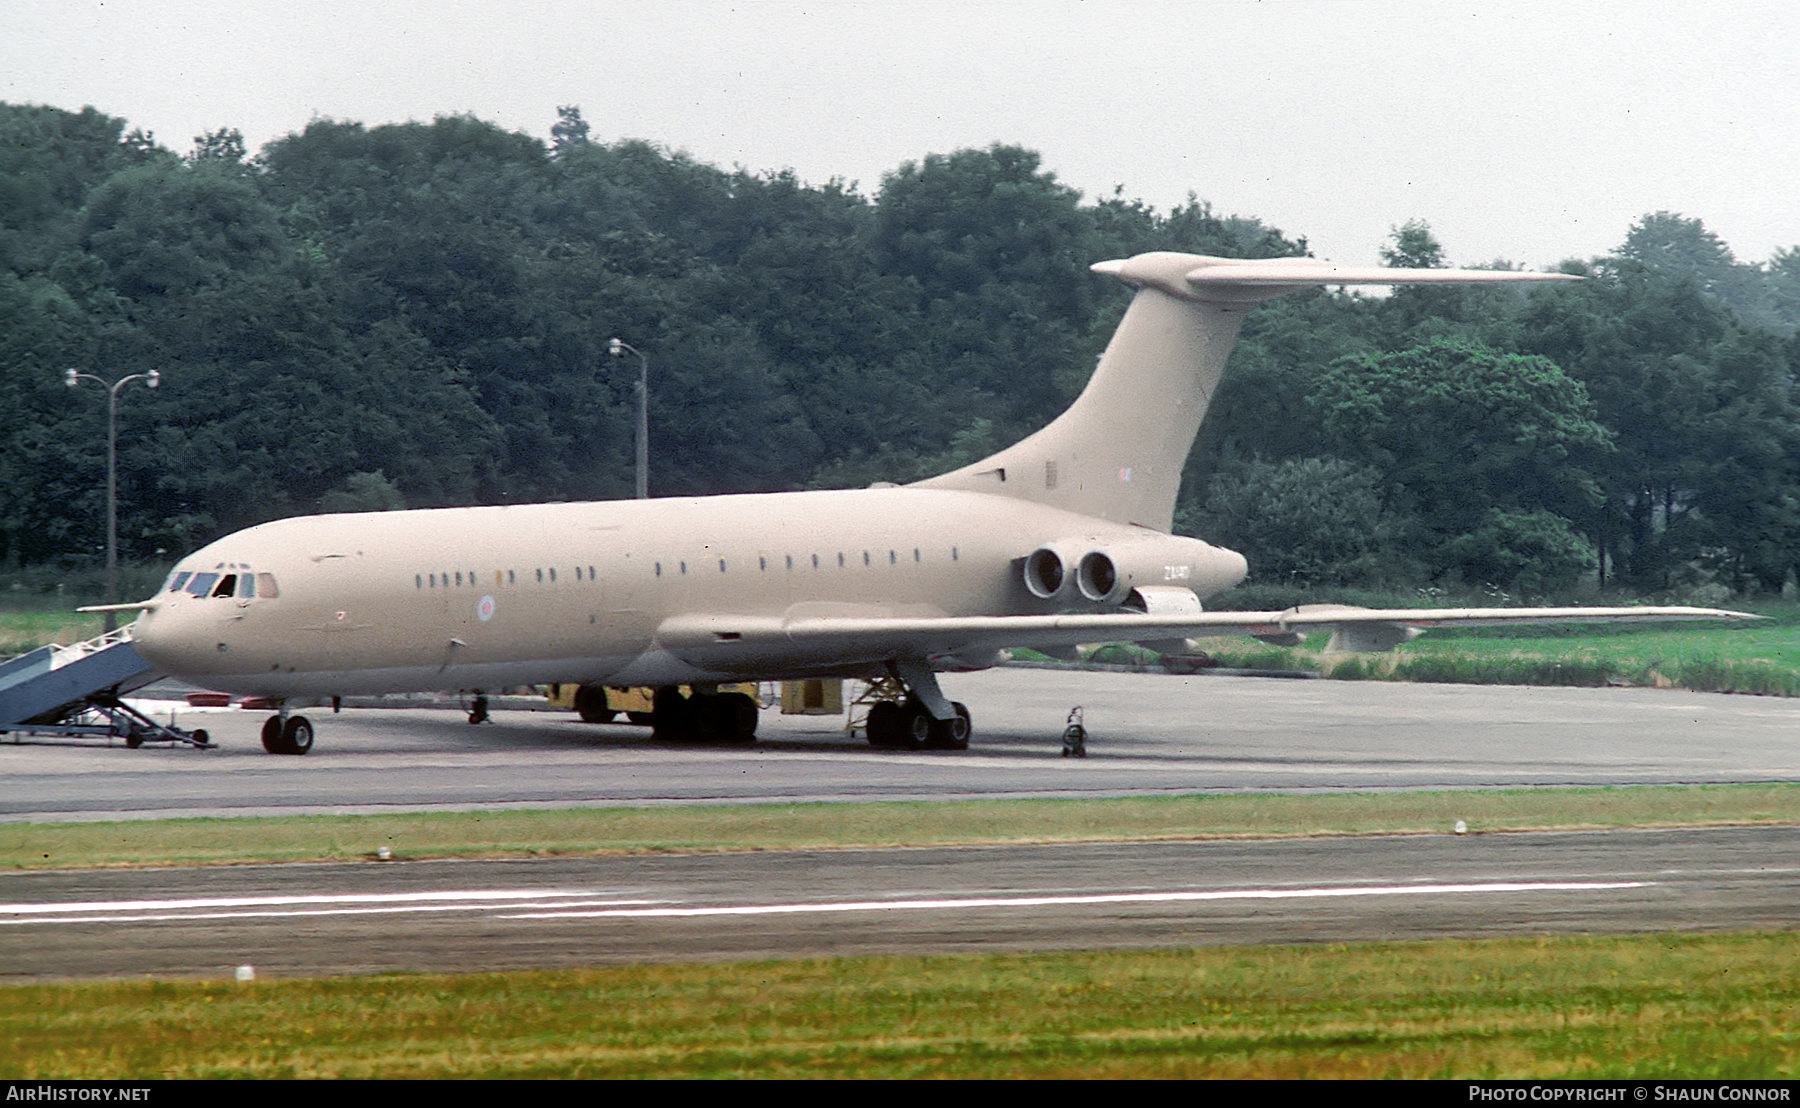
left=168, top=571, right=192, bottom=593
left=255, top=573, right=279, bottom=598
left=185, top=572, right=219, bottom=597
left=211, top=574, right=238, bottom=598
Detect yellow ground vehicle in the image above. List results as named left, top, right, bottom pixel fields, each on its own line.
left=545, top=683, right=757, bottom=725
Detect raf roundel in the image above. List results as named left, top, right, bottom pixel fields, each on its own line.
left=477, top=595, right=496, bottom=622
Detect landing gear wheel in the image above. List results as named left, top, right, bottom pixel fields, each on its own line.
left=125, top=730, right=144, bottom=749
left=899, top=702, right=933, bottom=751
left=929, top=702, right=972, bottom=750
left=262, top=714, right=315, bottom=755
left=281, top=715, right=314, bottom=755
left=866, top=701, right=902, bottom=748
left=467, top=694, right=490, bottom=725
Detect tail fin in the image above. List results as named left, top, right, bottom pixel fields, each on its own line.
left=915, top=252, right=1577, bottom=531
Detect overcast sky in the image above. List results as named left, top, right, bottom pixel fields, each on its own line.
left=5, top=0, right=1798, bottom=270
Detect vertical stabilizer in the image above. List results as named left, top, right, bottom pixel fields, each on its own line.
left=915, top=252, right=1577, bottom=532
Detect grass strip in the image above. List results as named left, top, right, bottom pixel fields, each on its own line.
left=1184, top=617, right=1800, bottom=695
left=6, top=784, right=1799, bottom=871
left=5, top=933, right=1797, bottom=1078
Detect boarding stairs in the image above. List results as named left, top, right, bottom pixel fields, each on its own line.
left=0, top=627, right=213, bottom=747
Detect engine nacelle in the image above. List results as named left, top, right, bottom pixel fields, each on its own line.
left=1073, top=535, right=1247, bottom=607
left=1021, top=542, right=1085, bottom=600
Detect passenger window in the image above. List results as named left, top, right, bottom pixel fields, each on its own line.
left=257, top=573, right=279, bottom=598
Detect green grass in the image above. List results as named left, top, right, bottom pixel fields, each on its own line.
left=0, top=607, right=105, bottom=656
left=6, top=785, right=1800, bottom=871
left=5, top=934, right=1797, bottom=1078
left=1176, top=611, right=1800, bottom=695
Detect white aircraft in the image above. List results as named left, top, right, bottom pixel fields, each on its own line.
left=104, top=251, right=1754, bottom=754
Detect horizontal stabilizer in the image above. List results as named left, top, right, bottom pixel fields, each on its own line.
left=1092, top=253, right=1578, bottom=307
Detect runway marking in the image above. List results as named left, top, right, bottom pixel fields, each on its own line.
left=503, top=880, right=1651, bottom=920
left=0, top=889, right=654, bottom=925
left=0, top=880, right=1653, bottom=927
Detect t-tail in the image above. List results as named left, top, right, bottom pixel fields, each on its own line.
left=915, top=251, right=1578, bottom=531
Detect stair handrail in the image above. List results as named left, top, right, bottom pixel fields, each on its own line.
left=47, top=625, right=136, bottom=668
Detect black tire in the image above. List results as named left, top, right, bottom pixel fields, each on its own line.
left=866, top=701, right=901, bottom=747
left=125, top=730, right=144, bottom=749
left=900, top=702, right=933, bottom=750
left=573, top=685, right=616, bottom=724
left=714, top=691, right=759, bottom=744
left=929, top=702, right=972, bottom=750
left=280, top=715, right=314, bottom=756
left=260, top=715, right=285, bottom=754
left=650, top=687, right=693, bottom=742
left=189, top=729, right=210, bottom=748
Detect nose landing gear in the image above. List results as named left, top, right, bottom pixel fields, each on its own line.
left=260, top=712, right=314, bottom=755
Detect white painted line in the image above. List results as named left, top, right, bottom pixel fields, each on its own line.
left=502, top=880, right=1652, bottom=920
left=0, top=880, right=1654, bottom=927
left=3, top=898, right=659, bottom=926
left=0, top=889, right=594, bottom=915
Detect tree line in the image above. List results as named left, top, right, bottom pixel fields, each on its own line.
left=3, top=102, right=1798, bottom=599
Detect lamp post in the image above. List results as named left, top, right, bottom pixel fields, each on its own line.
left=608, top=338, right=649, bottom=499
left=65, top=367, right=160, bottom=630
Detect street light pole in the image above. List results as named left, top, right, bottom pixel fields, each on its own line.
left=608, top=338, right=649, bottom=499
left=65, top=367, right=160, bottom=630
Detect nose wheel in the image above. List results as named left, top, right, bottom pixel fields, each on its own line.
left=261, top=713, right=314, bottom=755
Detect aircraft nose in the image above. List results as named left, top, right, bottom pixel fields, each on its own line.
left=128, top=601, right=204, bottom=673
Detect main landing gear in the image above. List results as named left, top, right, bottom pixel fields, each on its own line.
left=862, top=659, right=971, bottom=751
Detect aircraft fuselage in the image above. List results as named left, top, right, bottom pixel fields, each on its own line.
left=130, top=486, right=1248, bottom=698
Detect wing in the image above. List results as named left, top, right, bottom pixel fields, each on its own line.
left=653, top=603, right=1762, bottom=675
